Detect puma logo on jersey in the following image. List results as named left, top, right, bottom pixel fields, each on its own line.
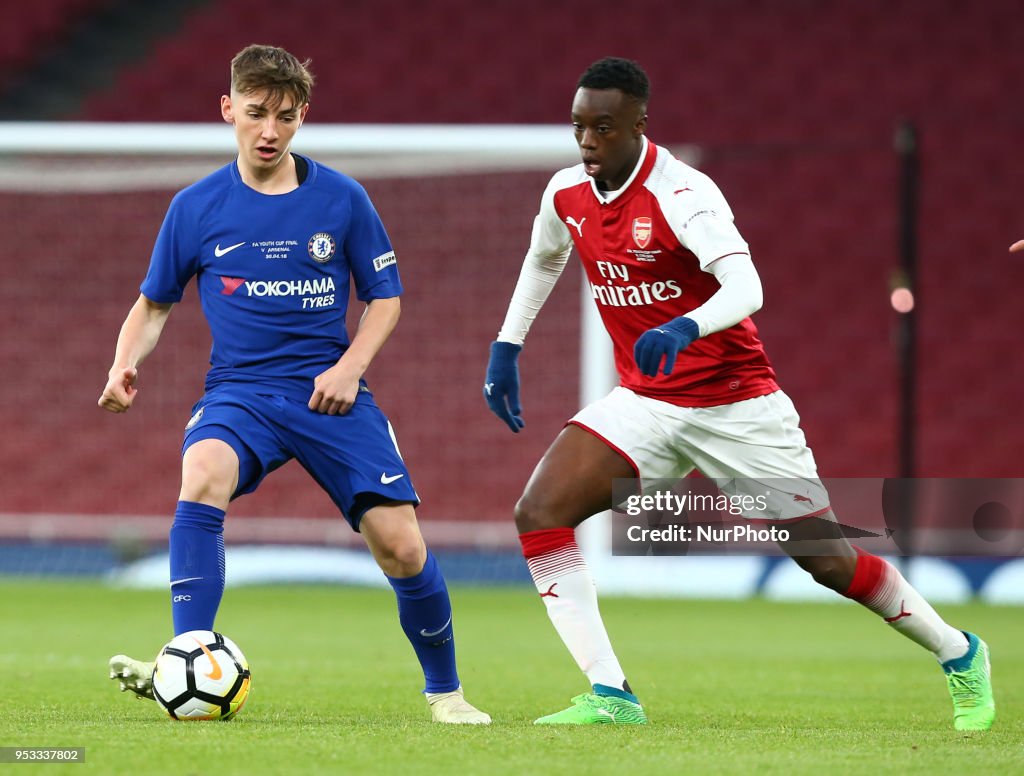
left=565, top=216, right=586, bottom=237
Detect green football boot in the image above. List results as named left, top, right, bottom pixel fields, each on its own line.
left=534, top=689, right=647, bottom=725
left=943, top=632, right=995, bottom=731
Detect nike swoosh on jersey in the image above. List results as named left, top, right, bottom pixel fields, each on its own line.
left=214, top=241, right=246, bottom=257
left=380, top=473, right=405, bottom=485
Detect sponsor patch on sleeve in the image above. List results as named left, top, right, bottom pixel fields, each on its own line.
left=372, top=251, right=397, bottom=272
left=682, top=209, right=718, bottom=230
left=185, top=407, right=204, bottom=430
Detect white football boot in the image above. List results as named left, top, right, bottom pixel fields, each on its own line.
left=426, top=686, right=491, bottom=724
left=109, top=654, right=156, bottom=700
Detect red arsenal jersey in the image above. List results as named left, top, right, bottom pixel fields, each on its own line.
left=531, top=139, right=778, bottom=407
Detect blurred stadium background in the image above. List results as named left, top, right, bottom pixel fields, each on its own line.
left=1, top=0, right=1022, bottom=600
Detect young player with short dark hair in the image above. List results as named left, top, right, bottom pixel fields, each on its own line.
left=484, top=57, right=994, bottom=729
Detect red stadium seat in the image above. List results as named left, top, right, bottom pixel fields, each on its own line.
left=4, top=0, right=1021, bottom=523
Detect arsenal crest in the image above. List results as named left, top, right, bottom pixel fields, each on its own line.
left=632, top=217, right=652, bottom=249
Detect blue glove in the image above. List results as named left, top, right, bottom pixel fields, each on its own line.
left=483, top=341, right=525, bottom=432
left=633, top=316, right=699, bottom=377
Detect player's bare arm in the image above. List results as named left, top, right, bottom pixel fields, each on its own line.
left=98, top=294, right=174, bottom=413
left=308, top=296, right=401, bottom=415
left=1010, top=240, right=1024, bottom=253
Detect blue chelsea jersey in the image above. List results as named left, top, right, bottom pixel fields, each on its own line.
left=140, top=155, right=402, bottom=399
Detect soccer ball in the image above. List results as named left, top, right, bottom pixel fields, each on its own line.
left=152, top=630, right=251, bottom=720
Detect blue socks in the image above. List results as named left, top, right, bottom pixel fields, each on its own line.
left=169, top=500, right=226, bottom=635
left=386, top=551, right=460, bottom=693
left=168, top=504, right=459, bottom=693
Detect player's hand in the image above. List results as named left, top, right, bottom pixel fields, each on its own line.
left=633, top=316, right=699, bottom=377
left=309, top=362, right=361, bottom=415
left=1010, top=240, right=1024, bottom=253
left=98, top=366, right=139, bottom=413
left=483, top=341, right=525, bottom=432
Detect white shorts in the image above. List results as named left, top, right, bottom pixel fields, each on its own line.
left=570, top=387, right=830, bottom=520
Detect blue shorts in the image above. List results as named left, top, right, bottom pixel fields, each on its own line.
left=181, top=387, right=419, bottom=530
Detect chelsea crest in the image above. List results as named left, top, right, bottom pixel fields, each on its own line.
left=308, top=232, right=336, bottom=263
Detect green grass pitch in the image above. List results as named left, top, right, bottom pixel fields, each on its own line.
left=0, top=580, right=1020, bottom=775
